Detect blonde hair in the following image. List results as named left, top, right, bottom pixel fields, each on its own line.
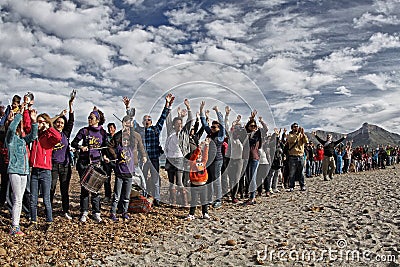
left=37, top=113, right=52, bottom=125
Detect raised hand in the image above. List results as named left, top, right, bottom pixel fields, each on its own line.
left=165, top=93, right=175, bottom=105
left=70, top=89, right=76, bottom=103
left=258, top=116, right=263, bottom=122
left=184, top=98, right=190, bottom=109
left=225, top=106, right=231, bottom=115
left=7, top=110, right=15, bottom=122
left=200, top=101, right=205, bottom=112
left=212, top=106, right=219, bottom=112
left=250, top=109, right=257, bottom=119
left=122, top=96, right=130, bottom=108
left=205, top=109, right=210, bottom=118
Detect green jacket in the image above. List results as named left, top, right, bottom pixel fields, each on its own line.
left=5, top=114, right=38, bottom=175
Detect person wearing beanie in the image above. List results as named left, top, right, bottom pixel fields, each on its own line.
left=71, top=107, right=108, bottom=223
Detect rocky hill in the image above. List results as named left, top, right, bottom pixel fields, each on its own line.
left=307, top=122, right=400, bottom=149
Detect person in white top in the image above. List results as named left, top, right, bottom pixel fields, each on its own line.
left=165, top=99, right=193, bottom=206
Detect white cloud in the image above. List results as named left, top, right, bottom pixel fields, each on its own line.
left=62, top=39, right=114, bottom=69
left=334, top=86, right=352, bottom=97
left=3, top=0, right=116, bottom=39
left=354, top=0, right=400, bottom=28
left=271, top=97, right=314, bottom=121
left=360, top=73, right=398, bottom=91
left=165, top=7, right=207, bottom=30
left=314, top=48, right=364, bottom=75
left=358, top=32, right=400, bottom=54
left=205, top=20, right=250, bottom=39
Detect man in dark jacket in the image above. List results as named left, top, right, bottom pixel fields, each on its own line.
left=313, top=132, right=346, bottom=180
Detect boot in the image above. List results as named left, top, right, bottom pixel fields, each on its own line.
left=169, top=187, right=177, bottom=206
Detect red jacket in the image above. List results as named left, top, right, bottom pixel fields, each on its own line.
left=30, top=127, right=61, bottom=170
left=315, top=148, right=324, bottom=161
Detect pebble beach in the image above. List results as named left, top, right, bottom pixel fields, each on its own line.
left=103, top=167, right=400, bottom=267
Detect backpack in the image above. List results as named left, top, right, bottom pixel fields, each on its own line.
left=272, top=147, right=283, bottom=169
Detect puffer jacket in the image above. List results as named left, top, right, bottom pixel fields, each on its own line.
left=6, top=114, right=38, bottom=175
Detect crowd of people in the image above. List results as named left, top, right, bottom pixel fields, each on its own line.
left=0, top=91, right=399, bottom=236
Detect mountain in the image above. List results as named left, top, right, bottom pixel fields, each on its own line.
left=306, top=123, right=400, bottom=149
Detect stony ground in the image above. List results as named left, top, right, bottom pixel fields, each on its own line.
left=0, top=166, right=399, bottom=267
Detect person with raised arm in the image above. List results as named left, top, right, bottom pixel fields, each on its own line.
left=6, top=104, right=38, bottom=236
left=50, top=90, right=76, bottom=220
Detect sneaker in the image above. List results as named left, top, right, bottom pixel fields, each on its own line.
left=266, top=191, right=271, bottom=197
left=103, top=197, right=111, bottom=203
left=286, top=188, right=294, bottom=192
left=9, top=226, right=25, bottom=236
left=186, top=214, right=195, bottom=221
left=153, top=199, right=161, bottom=207
left=212, top=201, right=222, bottom=209
left=232, top=198, right=239, bottom=204
left=202, top=213, right=210, bottom=220
left=45, top=222, right=54, bottom=233
left=243, top=199, right=256, bottom=205
left=300, top=186, right=307, bottom=191
left=269, top=189, right=274, bottom=194
left=64, top=213, right=72, bottom=220
left=93, top=213, right=102, bottom=223
left=80, top=212, right=89, bottom=223
left=28, top=221, right=38, bottom=230
left=274, top=189, right=280, bottom=193
left=110, top=213, right=118, bottom=222
left=122, top=213, right=130, bottom=220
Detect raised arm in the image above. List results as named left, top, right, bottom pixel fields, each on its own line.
left=183, top=99, right=193, bottom=133
left=199, top=101, right=211, bottom=135
left=154, top=93, right=174, bottom=133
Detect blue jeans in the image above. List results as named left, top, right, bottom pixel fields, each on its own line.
left=30, top=168, right=53, bottom=222
left=247, top=159, right=259, bottom=199
left=306, top=160, right=314, bottom=177
left=288, top=156, right=305, bottom=189
left=77, top=160, right=101, bottom=214
left=110, top=176, right=132, bottom=214
left=207, top=159, right=223, bottom=203
left=143, top=158, right=160, bottom=201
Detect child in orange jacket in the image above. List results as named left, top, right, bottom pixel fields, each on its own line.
left=187, top=138, right=210, bottom=220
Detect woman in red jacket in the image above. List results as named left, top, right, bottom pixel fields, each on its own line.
left=29, top=113, right=61, bottom=229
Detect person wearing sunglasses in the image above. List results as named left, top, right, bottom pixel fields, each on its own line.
left=29, top=112, right=62, bottom=231
left=199, top=101, right=224, bottom=209
left=243, top=111, right=262, bottom=205
left=286, top=123, right=308, bottom=192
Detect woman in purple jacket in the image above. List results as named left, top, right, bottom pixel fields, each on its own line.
left=50, top=92, right=75, bottom=220
left=71, top=107, right=108, bottom=223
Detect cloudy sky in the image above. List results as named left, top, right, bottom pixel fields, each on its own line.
left=1, top=0, right=400, bottom=135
